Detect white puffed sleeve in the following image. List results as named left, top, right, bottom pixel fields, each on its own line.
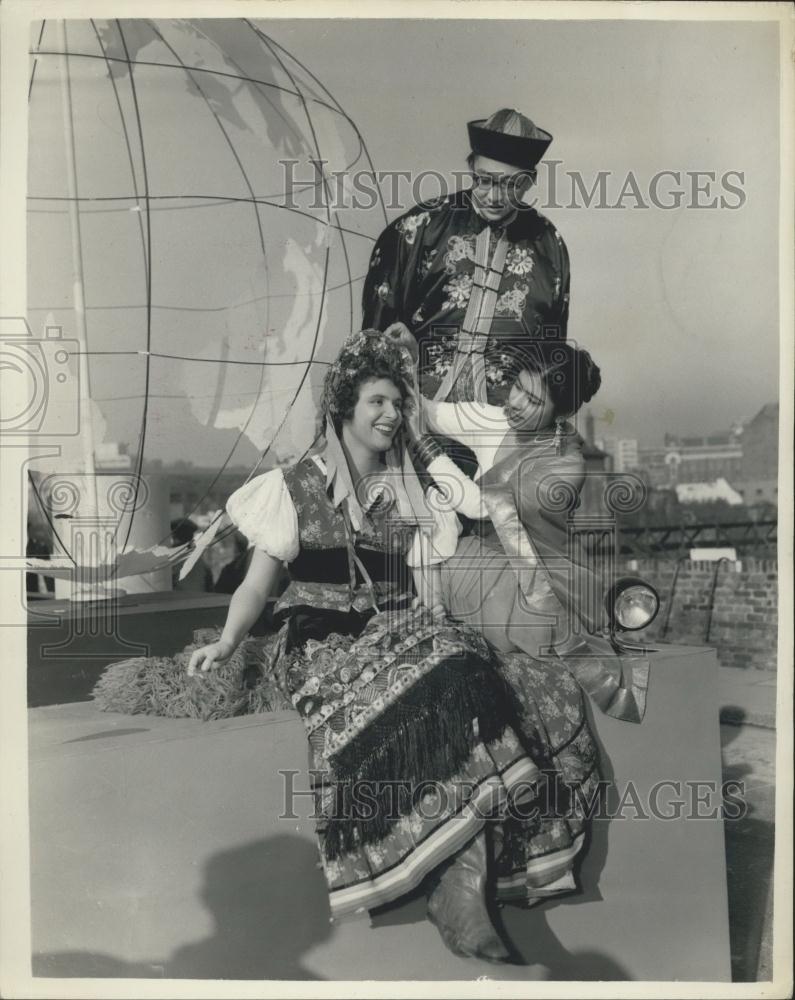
left=225, top=468, right=300, bottom=563
left=424, top=452, right=488, bottom=520
left=404, top=488, right=463, bottom=567
left=422, top=397, right=506, bottom=473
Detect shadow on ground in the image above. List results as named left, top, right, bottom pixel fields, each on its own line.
left=33, top=835, right=332, bottom=980
left=720, top=715, right=776, bottom=982
left=509, top=706, right=630, bottom=981
left=370, top=721, right=633, bottom=982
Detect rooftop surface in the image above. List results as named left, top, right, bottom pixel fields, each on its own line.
left=23, top=646, right=779, bottom=983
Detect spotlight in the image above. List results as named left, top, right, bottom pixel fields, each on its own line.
left=606, top=577, right=660, bottom=632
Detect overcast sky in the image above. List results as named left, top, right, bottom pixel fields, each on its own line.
left=26, top=15, right=781, bottom=468
left=265, top=16, right=780, bottom=446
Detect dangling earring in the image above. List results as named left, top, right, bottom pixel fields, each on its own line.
left=554, top=416, right=565, bottom=455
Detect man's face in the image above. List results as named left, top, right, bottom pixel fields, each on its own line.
left=470, top=154, right=535, bottom=223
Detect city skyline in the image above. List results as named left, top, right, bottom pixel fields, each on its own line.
left=109, top=393, right=778, bottom=472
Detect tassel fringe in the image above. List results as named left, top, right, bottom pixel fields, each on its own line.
left=322, top=653, right=521, bottom=859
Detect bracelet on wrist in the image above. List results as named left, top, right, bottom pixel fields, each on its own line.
left=411, top=434, right=445, bottom=467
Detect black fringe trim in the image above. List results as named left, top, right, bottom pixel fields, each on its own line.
left=322, top=653, right=521, bottom=860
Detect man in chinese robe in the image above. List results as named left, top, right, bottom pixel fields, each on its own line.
left=363, top=108, right=570, bottom=408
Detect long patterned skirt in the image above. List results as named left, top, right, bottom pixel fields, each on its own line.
left=269, top=602, right=601, bottom=920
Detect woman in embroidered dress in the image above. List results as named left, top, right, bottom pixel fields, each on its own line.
left=182, top=328, right=600, bottom=963
left=406, top=338, right=651, bottom=726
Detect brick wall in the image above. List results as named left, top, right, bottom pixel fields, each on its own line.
left=618, top=558, right=778, bottom=672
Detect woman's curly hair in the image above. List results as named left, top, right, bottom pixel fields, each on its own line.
left=502, top=339, right=601, bottom=417
left=320, top=327, right=417, bottom=431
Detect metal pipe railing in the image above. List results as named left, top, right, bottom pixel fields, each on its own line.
left=660, top=554, right=689, bottom=639
left=704, top=557, right=732, bottom=643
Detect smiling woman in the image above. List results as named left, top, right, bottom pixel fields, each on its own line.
left=504, top=367, right=557, bottom=431
left=337, top=377, right=405, bottom=454
left=92, top=326, right=606, bottom=963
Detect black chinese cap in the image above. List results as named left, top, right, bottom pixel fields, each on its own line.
left=467, top=108, right=553, bottom=170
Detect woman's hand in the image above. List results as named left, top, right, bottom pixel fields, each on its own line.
left=402, top=378, right=424, bottom=442
left=381, top=321, right=423, bottom=439
left=384, top=322, right=418, bottom=363
left=189, top=551, right=281, bottom=675
left=410, top=595, right=446, bottom=620
left=187, top=638, right=235, bottom=676
left=404, top=392, right=422, bottom=441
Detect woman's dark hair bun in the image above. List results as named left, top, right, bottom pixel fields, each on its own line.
left=505, top=340, right=602, bottom=417
left=577, top=348, right=601, bottom=405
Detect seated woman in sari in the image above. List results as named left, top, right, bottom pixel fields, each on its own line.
left=184, top=327, right=599, bottom=962
left=407, top=339, right=650, bottom=725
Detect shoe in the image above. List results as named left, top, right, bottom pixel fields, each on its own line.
left=426, top=830, right=510, bottom=963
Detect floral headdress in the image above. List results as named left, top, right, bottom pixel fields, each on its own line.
left=320, top=326, right=417, bottom=424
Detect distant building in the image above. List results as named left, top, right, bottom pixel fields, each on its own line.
left=594, top=436, right=638, bottom=474
left=675, top=478, right=744, bottom=506
left=581, top=411, right=610, bottom=474
left=579, top=412, right=612, bottom=515
left=634, top=446, right=677, bottom=488
left=594, top=436, right=613, bottom=471
left=634, top=428, right=743, bottom=488
left=664, top=431, right=743, bottom=485
left=615, top=438, right=639, bottom=473
left=582, top=440, right=609, bottom=474
left=94, top=442, right=132, bottom=471
left=735, top=402, right=778, bottom=506
left=166, top=463, right=276, bottom=521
